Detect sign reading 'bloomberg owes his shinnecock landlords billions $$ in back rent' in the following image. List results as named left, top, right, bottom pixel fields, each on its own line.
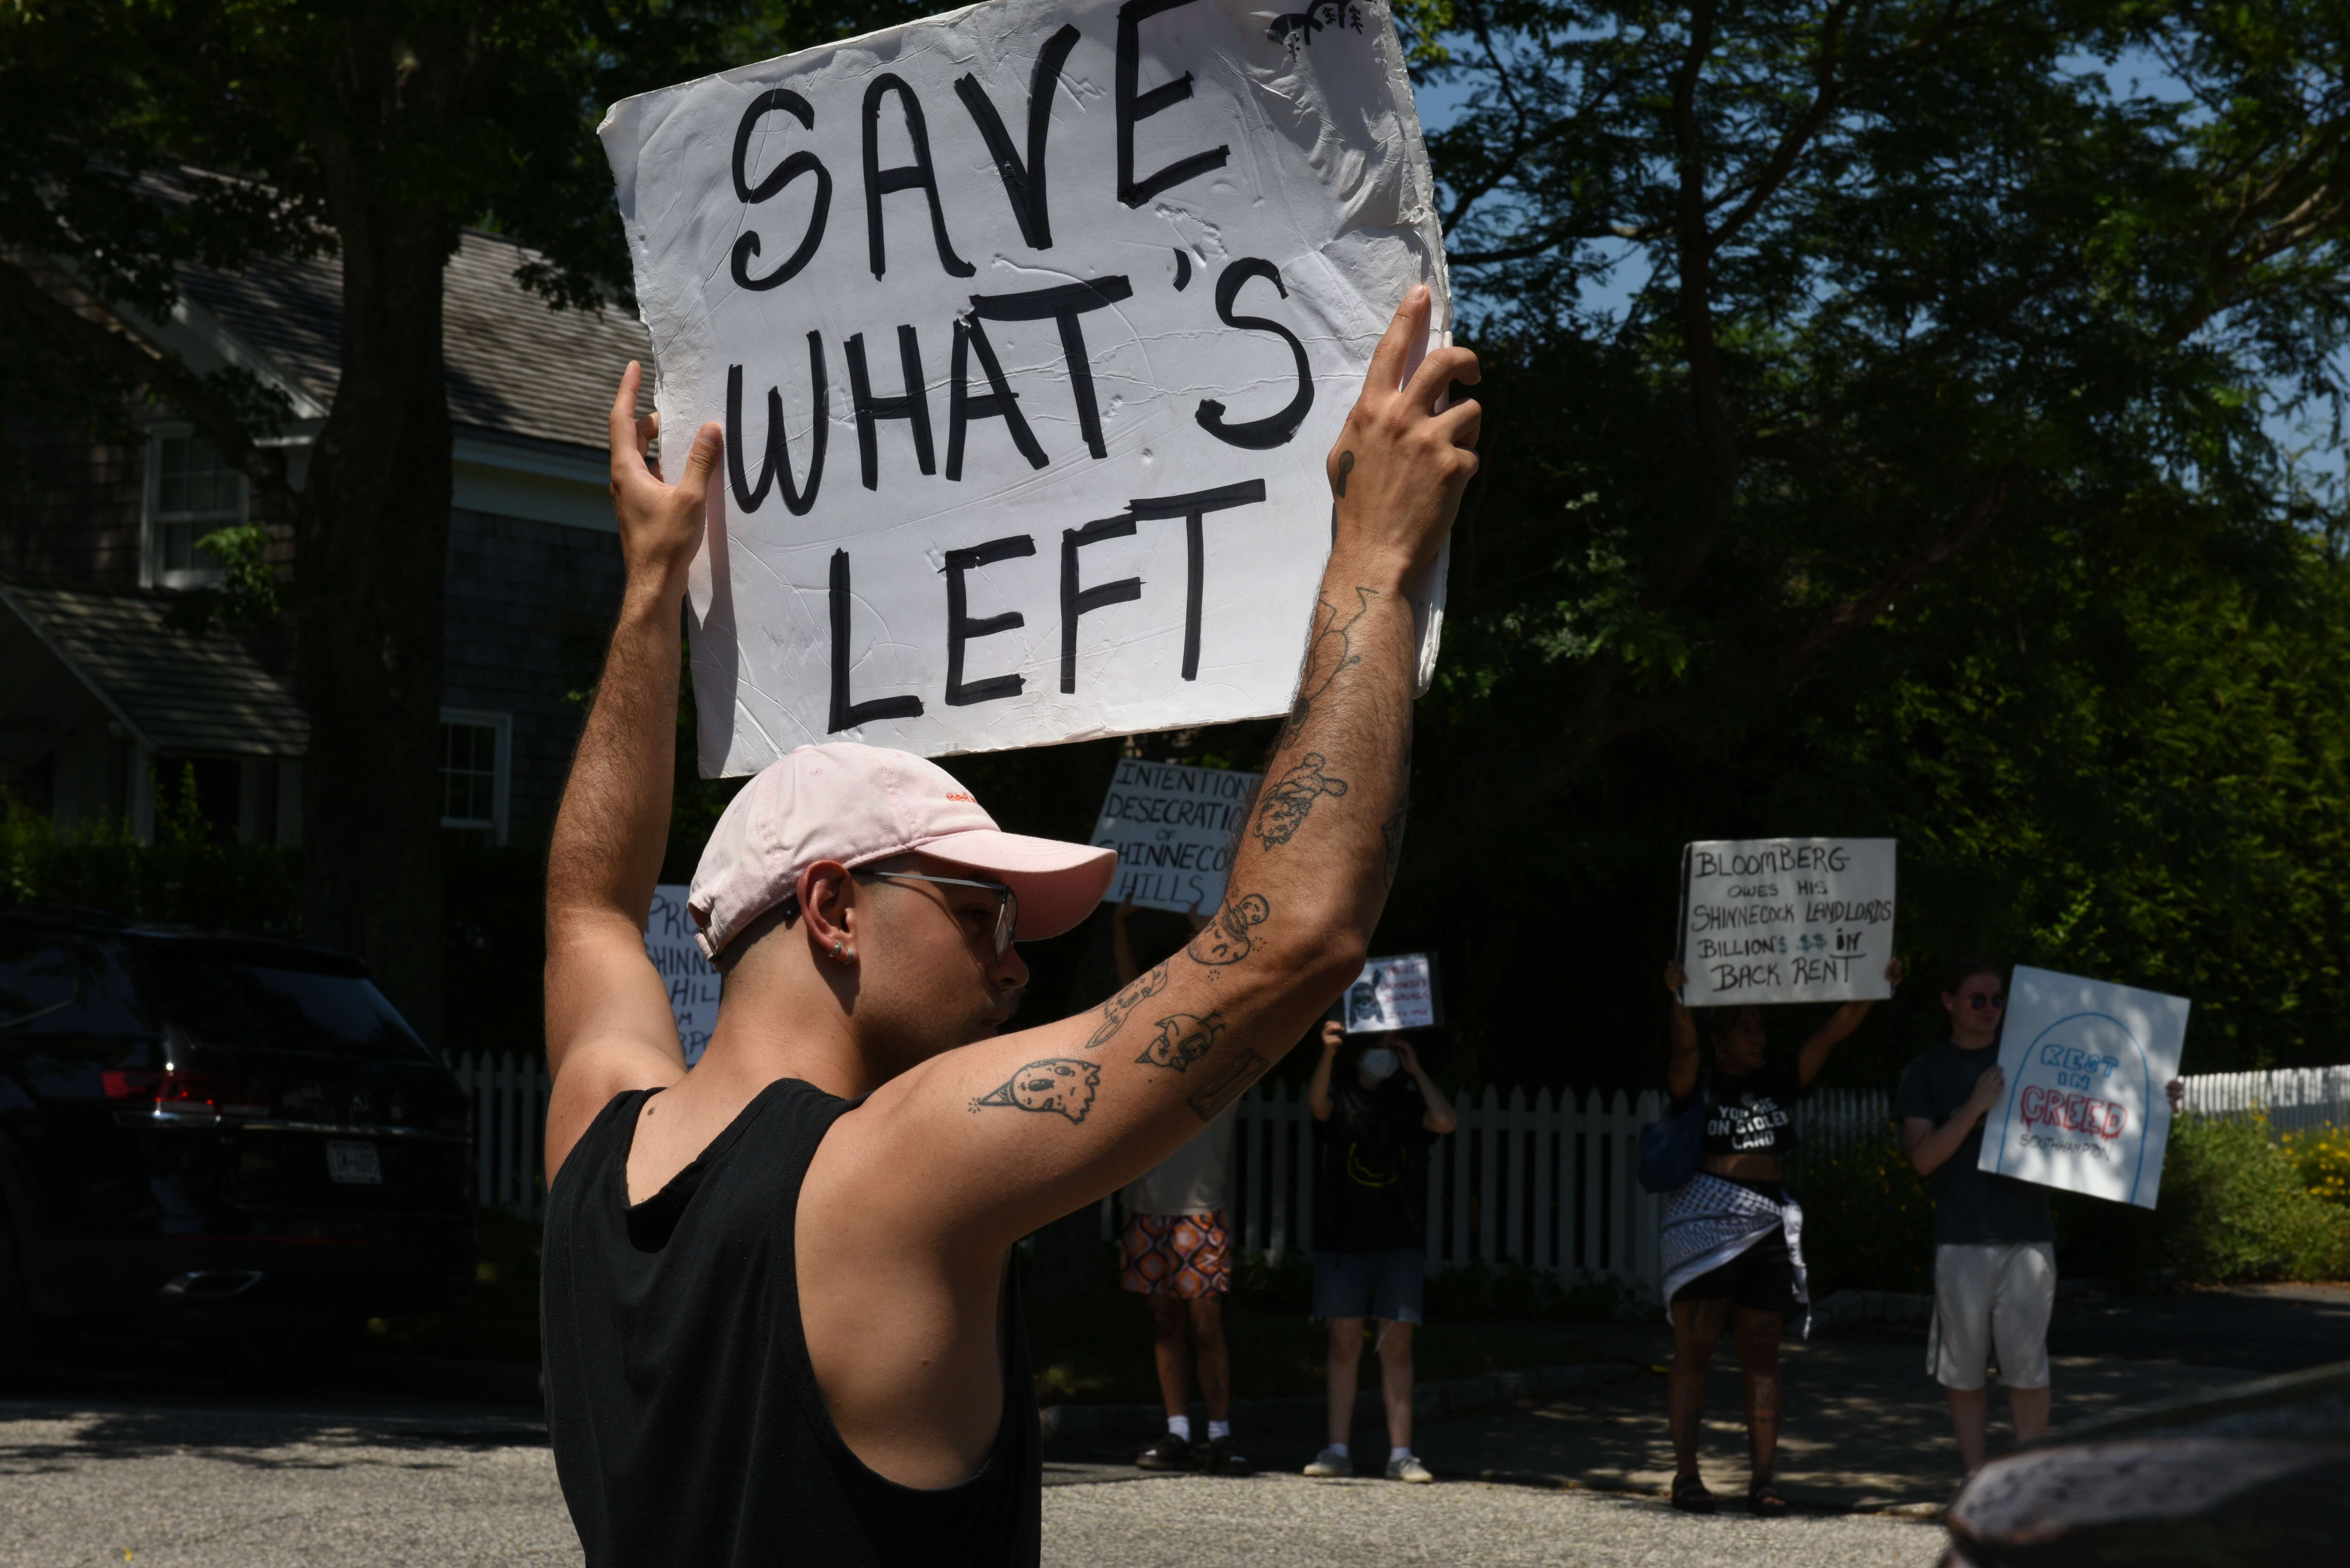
left=1090, top=758, right=1261, bottom=914
left=600, top=0, right=1453, bottom=774
left=1676, top=838, right=1897, bottom=1007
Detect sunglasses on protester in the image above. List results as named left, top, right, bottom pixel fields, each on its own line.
left=854, top=869, right=1020, bottom=957
left=1964, top=992, right=2007, bottom=1011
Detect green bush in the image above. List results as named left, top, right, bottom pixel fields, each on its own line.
left=2061, top=1114, right=2350, bottom=1286
left=1791, top=1122, right=1936, bottom=1297
left=4, top=780, right=305, bottom=934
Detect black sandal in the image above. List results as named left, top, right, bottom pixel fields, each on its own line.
left=1747, top=1475, right=1790, bottom=1517
left=1670, top=1473, right=1716, bottom=1514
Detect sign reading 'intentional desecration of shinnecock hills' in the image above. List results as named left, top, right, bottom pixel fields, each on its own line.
left=600, top=0, right=1451, bottom=774
left=1088, top=758, right=1261, bottom=915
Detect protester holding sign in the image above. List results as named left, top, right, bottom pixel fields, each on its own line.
left=1657, top=955, right=1900, bottom=1515
left=1110, top=901, right=1249, bottom=1476
left=537, top=269, right=1477, bottom=1565
left=1302, top=1015, right=1458, bottom=1483
left=1895, top=958, right=2187, bottom=1476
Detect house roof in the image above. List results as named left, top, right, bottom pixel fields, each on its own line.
left=0, top=581, right=308, bottom=758
left=181, top=230, right=651, bottom=454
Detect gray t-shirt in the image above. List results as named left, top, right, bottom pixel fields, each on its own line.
left=1121, top=1105, right=1237, bottom=1217
left=1893, top=1039, right=2054, bottom=1246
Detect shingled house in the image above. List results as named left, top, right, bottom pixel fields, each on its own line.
left=0, top=234, right=648, bottom=848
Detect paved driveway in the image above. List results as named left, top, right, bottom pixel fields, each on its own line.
left=0, top=1400, right=1942, bottom=1567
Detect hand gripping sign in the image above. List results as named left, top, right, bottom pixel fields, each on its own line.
left=1978, top=966, right=2190, bottom=1209
left=599, top=0, right=1451, bottom=773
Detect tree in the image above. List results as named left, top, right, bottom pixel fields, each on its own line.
left=0, top=0, right=917, bottom=1033
left=1422, top=0, right=2349, bottom=790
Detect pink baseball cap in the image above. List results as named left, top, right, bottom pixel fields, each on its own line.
left=686, top=742, right=1116, bottom=960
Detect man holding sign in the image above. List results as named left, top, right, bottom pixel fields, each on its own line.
left=536, top=257, right=1475, bottom=1568
left=1895, top=958, right=2187, bottom=1475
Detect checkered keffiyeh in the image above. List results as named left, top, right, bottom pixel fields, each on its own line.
left=1659, top=1173, right=1810, bottom=1335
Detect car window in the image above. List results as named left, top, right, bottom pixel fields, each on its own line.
left=0, top=939, right=80, bottom=1031
left=140, top=952, right=434, bottom=1061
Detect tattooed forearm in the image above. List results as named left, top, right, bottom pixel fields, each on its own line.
left=1088, top=963, right=1169, bottom=1048
left=1138, top=1011, right=1224, bottom=1072
left=1275, top=588, right=1376, bottom=752
left=970, top=1059, right=1101, bottom=1123
left=1379, top=801, right=1408, bottom=888
left=1253, top=752, right=1349, bottom=849
left=1186, top=892, right=1271, bottom=966
left=1188, top=1049, right=1270, bottom=1121
left=1333, top=450, right=1354, bottom=497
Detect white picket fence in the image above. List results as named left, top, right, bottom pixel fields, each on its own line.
left=2181, top=1067, right=2350, bottom=1136
left=444, top=1054, right=2350, bottom=1288
left=445, top=1052, right=1883, bottom=1300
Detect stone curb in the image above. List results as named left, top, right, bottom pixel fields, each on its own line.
left=1038, top=1360, right=1648, bottom=1445
left=1466, top=1468, right=1948, bottom=1519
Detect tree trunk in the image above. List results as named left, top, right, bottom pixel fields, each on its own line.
left=295, top=186, right=453, bottom=1044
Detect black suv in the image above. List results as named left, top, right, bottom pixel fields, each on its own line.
left=0, top=906, right=475, bottom=1369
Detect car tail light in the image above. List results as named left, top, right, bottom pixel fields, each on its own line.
left=102, top=1068, right=271, bottom=1118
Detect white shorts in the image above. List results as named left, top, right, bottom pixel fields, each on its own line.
left=1928, top=1242, right=2055, bottom=1391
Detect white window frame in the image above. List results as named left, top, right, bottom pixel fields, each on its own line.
left=438, top=709, right=512, bottom=846
left=141, top=425, right=248, bottom=590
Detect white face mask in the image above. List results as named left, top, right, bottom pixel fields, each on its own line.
left=1358, top=1047, right=1400, bottom=1084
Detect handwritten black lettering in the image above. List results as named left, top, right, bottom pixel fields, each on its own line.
left=846, top=326, right=936, bottom=489
left=862, top=74, right=974, bottom=279
left=1060, top=513, right=1143, bottom=694
left=944, top=534, right=1035, bottom=706
left=731, top=89, right=831, bottom=290
left=827, top=548, right=924, bottom=731
left=952, top=24, right=1081, bottom=250
left=1196, top=259, right=1314, bottom=449
left=1116, top=0, right=1231, bottom=206
left=726, top=340, right=828, bottom=517
left=1129, top=481, right=1268, bottom=680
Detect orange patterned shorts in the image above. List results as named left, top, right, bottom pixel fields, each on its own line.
left=1118, top=1208, right=1233, bottom=1298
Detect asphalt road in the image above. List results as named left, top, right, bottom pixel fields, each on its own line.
left=0, top=1400, right=1944, bottom=1567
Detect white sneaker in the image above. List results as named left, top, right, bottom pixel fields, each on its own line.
left=1385, top=1453, right=1435, bottom=1484
left=1303, top=1445, right=1351, bottom=1477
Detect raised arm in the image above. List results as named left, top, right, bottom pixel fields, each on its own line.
left=1307, top=1019, right=1343, bottom=1120
left=1664, top=960, right=1701, bottom=1098
left=541, top=365, right=722, bottom=1178
left=1396, top=1037, right=1457, bottom=1134
left=1796, top=957, right=1903, bottom=1087
left=850, top=286, right=1480, bottom=1250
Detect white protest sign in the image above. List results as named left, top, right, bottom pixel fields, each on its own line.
left=1979, top=966, right=2188, bottom=1209
left=1343, top=952, right=1437, bottom=1032
left=646, top=884, right=722, bottom=1067
left=1676, top=838, right=1897, bottom=1006
left=1090, top=757, right=1260, bottom=913
left=600, top=0, right=1450, bottom=775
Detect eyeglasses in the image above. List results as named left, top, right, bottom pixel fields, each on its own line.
left=854, top=870, right=1020, bottom=957
left=1966, top=993, right=2007, bottom=1012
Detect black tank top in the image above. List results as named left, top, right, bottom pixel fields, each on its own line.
left=541, top=1078, right=1041, bottom=1567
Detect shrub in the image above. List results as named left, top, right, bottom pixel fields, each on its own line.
left=1791, top=1121, right=1935, bottom=1296
left=2063, top=1114, right=2350, bottom=1285
left=2, top=777, right=303, bottom=934
left=2282, top=1124, right=2350, bottom=1207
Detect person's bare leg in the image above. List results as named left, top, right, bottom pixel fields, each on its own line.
left=1945, top=1386, right=1989, bottom=1474
left=1669, top=1299, right=1730, bottom=1483
left=1148, top=1294, right=1191, bottom=1425
left=1376, top=1319, right=1415, bottom=1452
left=1190, top=1296, right=1230, bottom=1424
left=1325, top=1317, right=1365, bottom=1446
left=2008, top=1384, right=2050, bottom=1445
left=1731, top=1308, right=1783, bottom=1480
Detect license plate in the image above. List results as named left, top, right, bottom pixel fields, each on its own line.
left=326, top=1141, right=383, bottom=1185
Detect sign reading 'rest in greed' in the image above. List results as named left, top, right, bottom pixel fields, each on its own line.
left=1090, top=758, right=1261, bottom=914
left=1979, top=966, right=2189, bottom=1209
left=600, top=0, right=1451, bottom=774
left=647, top=884, right=722, bottom=1067
left=1676, top=838, right=1897, bottom=1006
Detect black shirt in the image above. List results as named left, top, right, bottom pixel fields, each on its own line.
left=1312, top=1075, right=1439, bottom=1254
left=541, top=1079, right=1041, bottom=1567
left=1675, top=1059, right=1805, bottom=1160
left=1893, top=1039, right=2055, bottom=1246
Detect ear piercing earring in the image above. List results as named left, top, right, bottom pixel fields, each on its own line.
left=832, top=938, right=845, bottom=958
